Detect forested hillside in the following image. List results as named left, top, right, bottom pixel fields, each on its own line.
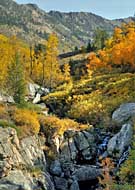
left=0, top=0, right=135, bottom=51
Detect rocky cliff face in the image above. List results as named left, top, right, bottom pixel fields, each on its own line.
left=0, top=127, right=54, bottom=190
left=0, top=103, right=133, bottom=190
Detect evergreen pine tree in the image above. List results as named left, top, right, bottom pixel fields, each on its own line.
left=7, top=52, right=26, bottom=104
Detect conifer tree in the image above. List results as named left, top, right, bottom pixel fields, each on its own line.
left=7, top=52, right=26, bottom=104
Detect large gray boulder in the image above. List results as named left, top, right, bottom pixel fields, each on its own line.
left=112, top=103, right=135, bottom=124
left=107, top=123, right=133, bottom=158
left=60, top=130, right=95, bottom=163
left=72, top=165, right=101, bottom=181
left=74, top=132, right=89, bottom=151
left=0, top=127, right=46, bottom=167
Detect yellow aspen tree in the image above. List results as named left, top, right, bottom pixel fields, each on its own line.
left=44, top=33, right=63, bottom=89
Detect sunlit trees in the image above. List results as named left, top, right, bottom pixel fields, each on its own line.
left=0, top=35, right=29, bottom=93
left=87, top=22, right=135, bottom=74
left=44, top=33, right=63, bottom=89
left=29, top=34, right=64, bottom=89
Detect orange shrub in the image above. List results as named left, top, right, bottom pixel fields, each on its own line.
left=87, top=22, right=135, bottom=74
left=12, top=108, right=40, bottom=137
left=39, top=115, right=88, bottom=136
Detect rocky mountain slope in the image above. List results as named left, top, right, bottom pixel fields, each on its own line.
left=0, top=0, right=134, bottom=51
left=0, top=100, right=133, bottom=190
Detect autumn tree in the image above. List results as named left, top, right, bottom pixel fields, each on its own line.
left=87, top=22, right=135, bottom=75
left=44, top=33, right=63, bottom=89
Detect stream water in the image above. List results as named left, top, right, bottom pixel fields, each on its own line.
left=79, top=135, right=130, bottom=190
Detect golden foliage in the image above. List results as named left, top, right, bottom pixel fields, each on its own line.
left=87, top=22, right=135, bottom=74
left=42, top=71, right=135, bottom=127
left=12, top=108, right=40, bottom=137
left=39, top=115, right=88, bottom=136
left=0, top=104, right=9, bottom=120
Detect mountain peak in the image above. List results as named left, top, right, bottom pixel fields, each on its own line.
left=0, top=0, right=134, bottom=52
left=26, top=3, right=39, bottom=10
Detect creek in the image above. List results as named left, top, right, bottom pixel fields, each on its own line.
left=79, top=134, right=130, bottom=190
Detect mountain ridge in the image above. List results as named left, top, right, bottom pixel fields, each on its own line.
left=0, top=0, right=134, bottom=51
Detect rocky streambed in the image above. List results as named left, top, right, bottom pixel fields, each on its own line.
left=0, top=103, right=134, bottom=190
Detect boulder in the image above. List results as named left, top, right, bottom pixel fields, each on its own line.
left=50, top=160, right=62, bottom=176
left=112, top=103, right=135, bottom=124
left=60, top=141, right=71, bottom=162
left=82, top=131, right=95, bottom=145
left=54, top=176, right=68, bottom=190
left=74, top=132, right=89, bottom=151
left=72, top=165, right=101, bottom=181
left=33, top=93, right=41, bottom=104
left=27, top=83, right=49, bottom=101
left=107, top=123, right=133, bottom=157
left=0, top=170, right=32, bottom=190
left=68, top=138, right=78, bottom=161
left=27, top=82, right=40, bottom=99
